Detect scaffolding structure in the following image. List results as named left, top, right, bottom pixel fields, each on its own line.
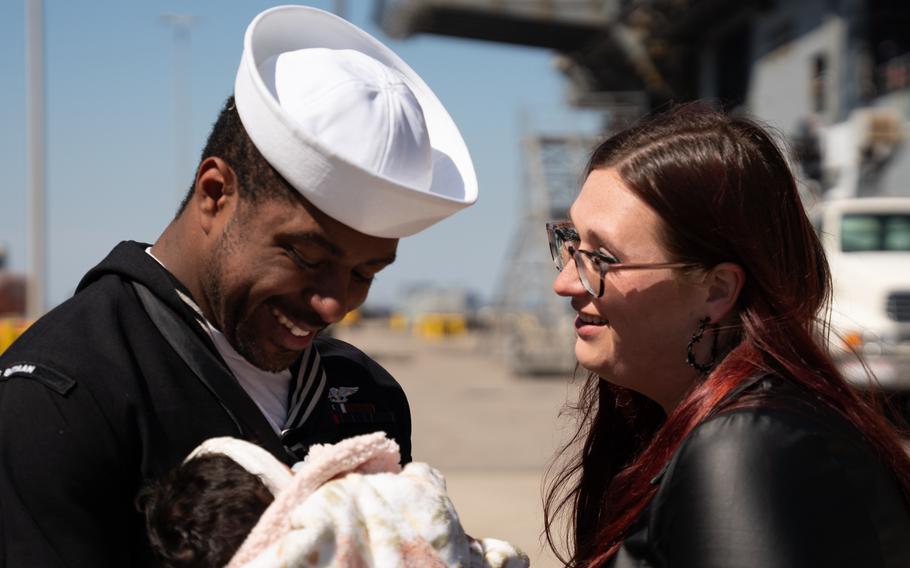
left=376, top=0, right=651, bottom=373
left=493, top=133, right=598, bottom=374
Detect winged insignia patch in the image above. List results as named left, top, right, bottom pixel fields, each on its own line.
left=328, top=386, right=359, bottom=404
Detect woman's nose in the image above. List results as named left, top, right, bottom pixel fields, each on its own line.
left=552, top=259, right=586, bottom=298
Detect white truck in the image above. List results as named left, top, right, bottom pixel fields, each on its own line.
left=813, top=197, right=910, bottom=409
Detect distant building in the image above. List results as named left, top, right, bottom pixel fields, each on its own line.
left=380, top=0, right=910, bottom=197
left=0, top=244, right=26, bottom=316
left=379, top=0, right=910, bottom=372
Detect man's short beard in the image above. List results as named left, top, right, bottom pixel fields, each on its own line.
left=236, top=321, right=295, bottom=373
left=200, top=213, right=296, bottom=372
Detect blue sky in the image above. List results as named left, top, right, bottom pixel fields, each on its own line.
left=0, top=1, right=602, bottom=308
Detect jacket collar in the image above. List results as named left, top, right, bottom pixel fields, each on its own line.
left=84, top=241, right=296, bottom=464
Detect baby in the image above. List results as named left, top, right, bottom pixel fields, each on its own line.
left=137, top=452, right=275, bottom=567
left=138, top=433, right=528, bottom=568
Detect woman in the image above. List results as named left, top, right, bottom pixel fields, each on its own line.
left=543, top=104, right=910, bottom=568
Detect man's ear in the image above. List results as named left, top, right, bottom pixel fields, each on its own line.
left=193, top=157, right=239, bottom=235
left=702, top=262, right=745, bottom=324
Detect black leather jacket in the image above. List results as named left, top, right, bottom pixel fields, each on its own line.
left=609, top=377, right=910, bottom=568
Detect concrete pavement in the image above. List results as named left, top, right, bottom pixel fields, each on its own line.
left=335, top=324, right=580, bottom=568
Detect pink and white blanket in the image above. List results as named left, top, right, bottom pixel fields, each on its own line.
left=211, top=432, right=529, bottom=568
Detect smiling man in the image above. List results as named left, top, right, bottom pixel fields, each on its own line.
left=0, top=6, right=476, bottom=566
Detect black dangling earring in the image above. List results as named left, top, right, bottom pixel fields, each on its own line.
left=686, top=316, right=719, bottom=374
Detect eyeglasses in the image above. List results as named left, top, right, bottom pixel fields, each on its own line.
left=545, top=221, right=698, bottom=298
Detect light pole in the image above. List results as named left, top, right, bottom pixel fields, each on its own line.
left=334, top=0, right=347, bottom=19
left=160, top=13, right=199, bottom=198
left=25, top=0, right=45, bottom=318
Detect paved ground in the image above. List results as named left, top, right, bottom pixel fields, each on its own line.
left=335, top=324, right=581, bottom=568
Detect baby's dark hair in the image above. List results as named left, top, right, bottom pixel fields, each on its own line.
left=136, top=454, right=274, bottom=568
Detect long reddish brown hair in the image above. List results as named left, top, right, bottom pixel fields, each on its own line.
left=543, top=103, right=910, bottom=567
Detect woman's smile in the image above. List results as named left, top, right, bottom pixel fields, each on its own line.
left=575, top=312, right=609, bottom=339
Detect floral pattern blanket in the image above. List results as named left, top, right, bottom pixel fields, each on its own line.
left=227, top=432, right=529, bottom=568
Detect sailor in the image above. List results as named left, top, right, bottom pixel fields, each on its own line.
left=0, top=6, right=476, bottom=566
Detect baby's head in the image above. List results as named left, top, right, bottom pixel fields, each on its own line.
left=137, top=454, right=272, bottom=567
left=137, top=438, right=292, bottom=568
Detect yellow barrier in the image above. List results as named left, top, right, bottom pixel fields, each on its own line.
left=338, top=308, right=361, bottom=327
left=412, top=313, right=467, bottom=339
left=386, top=312, right=406, bottom=331
left=0, top=318, right=31, bottom=355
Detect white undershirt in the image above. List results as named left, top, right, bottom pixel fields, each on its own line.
left=145, top=247, right=292, bottom=434
left=201, top=323, right=292, bottom=435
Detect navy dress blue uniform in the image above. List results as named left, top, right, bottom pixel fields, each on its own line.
left=0, top=241, right=411, bottom=567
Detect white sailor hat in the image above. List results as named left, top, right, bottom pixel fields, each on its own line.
left=234, top=5, right=478, bottom=238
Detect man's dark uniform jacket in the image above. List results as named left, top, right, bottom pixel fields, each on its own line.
left=0, top=241, right=411, bottom=567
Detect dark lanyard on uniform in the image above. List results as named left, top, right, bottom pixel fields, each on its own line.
left=131, top=281, right=246, bottom=435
